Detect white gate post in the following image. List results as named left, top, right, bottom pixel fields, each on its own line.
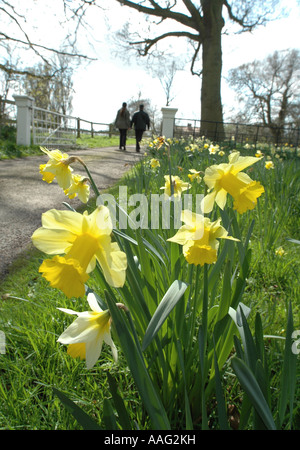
left=161, top=107, right=178, bottom=139
left=13, top=95, right=34, bottom=146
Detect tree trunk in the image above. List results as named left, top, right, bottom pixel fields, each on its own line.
left=200, top=0, right=225, bottom=141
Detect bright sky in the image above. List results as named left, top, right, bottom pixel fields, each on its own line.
left=2, top=0, right=300, bottom=124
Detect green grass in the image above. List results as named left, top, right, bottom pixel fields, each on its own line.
left=0, top=130, right=136, bottom=160
left=76, top=134, right=136, bottom=149
left=0, top=136, right=299, bottom=430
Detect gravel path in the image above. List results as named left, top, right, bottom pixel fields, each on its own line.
left=0, top=145, right=144, bottom=280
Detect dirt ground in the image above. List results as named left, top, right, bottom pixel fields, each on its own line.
left=0, top=145, right=144, bottom=280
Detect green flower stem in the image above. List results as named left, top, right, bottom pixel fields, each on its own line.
left=79, top=159, right=100, bottom=197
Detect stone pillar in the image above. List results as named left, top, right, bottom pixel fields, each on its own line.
left=161, top=107, right=178, bottom=139
left=13, top=95, right=34, bottom=146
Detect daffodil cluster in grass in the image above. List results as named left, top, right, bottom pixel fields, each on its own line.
left=32, top=147, right=128, bottom=368
left=152, top=139, right=265, bottom=267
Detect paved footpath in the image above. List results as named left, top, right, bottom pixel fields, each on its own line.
left=0, top=146, right=144, bottom=280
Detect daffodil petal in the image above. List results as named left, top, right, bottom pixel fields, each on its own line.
left=201, top=191, right=217, bottom=213
left=215, top=188, right=228, bottom=210
left=32, top=228, right=75, bottom=254
left=41, top=209, right=83, bottom=234
left=87, top=292, right=103, bottom=313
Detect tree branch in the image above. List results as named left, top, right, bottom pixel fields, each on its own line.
left=115, top=0, right=197, bottom=29
left=130, top=30, right=200, bottom=55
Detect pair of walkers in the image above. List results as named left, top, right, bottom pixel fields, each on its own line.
left=115, top=103, right=150, bottom=152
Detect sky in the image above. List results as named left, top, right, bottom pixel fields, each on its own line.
left=2, top=0, right=300, bottom=125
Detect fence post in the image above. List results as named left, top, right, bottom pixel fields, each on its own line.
left=161, top=107, right=178, bottom=139
left=77, top=118, right=81, bottom=138
left=13, top=95, right=34, bottom=146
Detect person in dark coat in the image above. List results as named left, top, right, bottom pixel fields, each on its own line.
left=115, top=102, right=131, bottom=151
left=130, top=104, right=150, bottom=152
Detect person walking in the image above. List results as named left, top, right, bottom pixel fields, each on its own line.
left=130, top=104, right=150, bottom=152
left=115, top=102, right=131, bottom=151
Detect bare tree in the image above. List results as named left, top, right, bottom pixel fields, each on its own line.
left=0, top=0, right=97, bottom=78
left=148, top=58, right=185, bottom=106
left=109, top=0, right=282, bottom=139
left=228, top=49, right=300, bottom=139
left=21, top=53, right=76, bottom=116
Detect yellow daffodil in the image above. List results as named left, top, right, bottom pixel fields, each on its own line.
left=39, top=164, right=55, bottom=183
left=40, top=147, right=73, bottom=189
left=265, top=161, right=274, bottom=170
left=160, top=175, right=190, bottom=197
left=64, top=174, right=90, bottom=203
left=201, top=151, right=264, bottom=214
left=168, top=210, right=239, bottom=266
left=255, top=150, right=263, bottom=158
left=150, top=158, right=160, bottom=169
left=275, top=246, right=285, bottom=256
left=218, top=150, right=225, bottom=157
left=156, top=136, right=167, bottom=149
left=31, top=206, right=127, bottom=298
left=57, top=293, right=117, bottom=369
left=188, top=169, right=201, bottom=183
left=209, top=144, right=219, bottom=154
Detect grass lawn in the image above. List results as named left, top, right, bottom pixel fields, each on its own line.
left=0, top=129, right=135, bottom=160
left=0, top=135, right=299, bottom=430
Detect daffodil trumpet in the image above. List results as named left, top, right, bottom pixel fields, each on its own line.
left=201, top=151, right=264, bottom=214
left=31, top=205, right=127, bottom=298
left=168, top=210, right=239, bottom=267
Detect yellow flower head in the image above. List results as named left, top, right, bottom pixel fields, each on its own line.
left=150, top=158, right=160, bottom=169
left=188, top=169, right=202, bottom=183
left=57, top=292, right=117, bottom=369
left=156, top=136, right=167, bottom=150
left=31, top=206, right=127, bottom=298
left=209, top=144, right=219, bottom=154
left=160, top=175, right=190, bottom=197
left=255, top=150, right=263, bottom=158
left=39, top=164, right=55, bottom=183
left=168, top=210, right=239, bottom=266
left=265, top=161, right=274, bottom=170
left=64, top=174, right=90, bottom=203
left=40, top=147, right=73, bottom=190
left=201, top=151, right=264, bottom=214
left=275, top=246, right=285, bottom=256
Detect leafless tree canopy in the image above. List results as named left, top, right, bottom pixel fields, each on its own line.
left=228, top=49, right=300, bottom=132
left=0, top=0, right=98, bottom=78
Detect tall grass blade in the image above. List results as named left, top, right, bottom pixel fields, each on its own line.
left=231, top=357, right=276, bottom=430
left=53, top=388, right=102, bottom=430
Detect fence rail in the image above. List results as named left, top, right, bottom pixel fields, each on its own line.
left=32, top=107, right=117, bottom=147
left=174, top=118, right=300, bottom=147
left=2, top=95, right=299, bottom=148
